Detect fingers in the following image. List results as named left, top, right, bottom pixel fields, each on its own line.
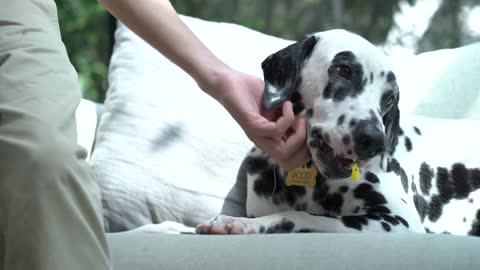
left=253, top=116, right=310, bottom=171
left=254, top=101, right=295, bottom=138
left=274, top=101, right=296, bottom=135
left=277, top=142, right=310, bottom=171
left=281, top=116, right=307, bottom=159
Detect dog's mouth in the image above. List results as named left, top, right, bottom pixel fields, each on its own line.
left=315, top=141, right=355, bottom=178
left=336, top=156, right=355, bottom=170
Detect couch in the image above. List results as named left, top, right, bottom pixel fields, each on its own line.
left=75, top=15, right=480, bottom=269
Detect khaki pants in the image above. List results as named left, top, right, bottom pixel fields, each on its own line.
left=0, top=0, right=111, bottom=269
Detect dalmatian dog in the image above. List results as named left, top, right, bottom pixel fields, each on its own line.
left=196, top=29, right=480, bottom=236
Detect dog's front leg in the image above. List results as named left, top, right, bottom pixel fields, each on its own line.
left=196, top=211, right=420, bottom=234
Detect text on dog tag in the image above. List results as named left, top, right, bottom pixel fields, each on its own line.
left=286, top=163, right=318, bottom=188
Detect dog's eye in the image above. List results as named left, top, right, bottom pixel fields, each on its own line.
left=336, top=65, right=351, bottom=78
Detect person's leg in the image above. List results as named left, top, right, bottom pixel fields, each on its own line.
left=0, top=0, right=111, bottom=269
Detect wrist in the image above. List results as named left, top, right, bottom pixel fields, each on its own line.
left=193, top=63, right=236, bottom=103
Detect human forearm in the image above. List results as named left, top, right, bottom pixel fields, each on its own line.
left=98, top=0, right=229, bottom=99
left=97, top=0, right=308, bottom=170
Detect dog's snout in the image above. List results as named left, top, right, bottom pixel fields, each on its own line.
left=353, top=121, right=385, bottom=160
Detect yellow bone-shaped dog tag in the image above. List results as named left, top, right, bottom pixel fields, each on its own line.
left=286, top=162, right=318, bottom=188
left=351, top=161, right=361, bottom=181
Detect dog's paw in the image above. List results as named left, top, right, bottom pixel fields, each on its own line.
left=133, top=221, right=196, bottom=234
left=196, top=215, right=258, bottom=235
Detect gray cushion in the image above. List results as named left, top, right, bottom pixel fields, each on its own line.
left=108, top=232, right=480, bottom=270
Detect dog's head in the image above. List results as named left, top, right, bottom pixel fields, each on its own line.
left=262, top=29, right=400, bottom=179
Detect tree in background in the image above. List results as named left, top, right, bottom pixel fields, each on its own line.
left=57, top=0, right=112, bottom=102
left=58, top=0, right=479, bottom=102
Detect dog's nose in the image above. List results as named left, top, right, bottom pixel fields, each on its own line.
left=353, top=121, right=385, bottom=160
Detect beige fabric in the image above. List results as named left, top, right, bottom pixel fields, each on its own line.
left=0, top=0, right=110, bottom=269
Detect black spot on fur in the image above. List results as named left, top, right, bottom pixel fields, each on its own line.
left=381, top=222, right=392, bottom=232
left=337, top=114, right=346, bottom=126
left=380, top=71, right=385, bottom=77
left=341, top=216, right=368, bottom=230
left=386, top=71, right=396, bottom=82
left=468, top=210, right=480, bottom=236
left=342, top=134, right=351, bottom=145
left=365, top=214, right=381, bottom=221
left=245, top=156, right=269, bottom=174
left=297, top=229, right=313, bottom=233
left=413, top=194, right=428, bottom=222
left=436, top=167, right=454, bottom=203
left=324, top=51, right=365, bottom=102
left=323, top=83, right=333, bottom=99
left=251, top=166, right=282, bottom=199
left=290, top=92, right=305, bottom=115
left=473, top=168, right=480, bottom=190
left=250, top=162, right=306, bottom=206
left=312, top=174, right=329, bottom=203
left=362, top=78, right=367, bottom=87
left=463, top=217, right=467, bottom=223
left=394, top=215, right=409, bottom=228
left=419, top=162, right=434, bottom=196
left=413, top=126, right=422, bottom=135
left=259, top=226, right=266, bottom=233
left=382, top=214, right=400, bottom=226
left=425, top=228, right=433, bottom=233
left=339, top=186, right=349, bottom=193
left=428, top=195, right=444, bottom=222
left=387, top=158, right=408, bottom=193
left=353, top=206, right=361, bottom=214
left=266, top=219, right=295, bottom=233
left=284, top=186, right=307, bottom=207
left=370, top=72, right=374, bottom=84
left=347, top=150, right=353, bottom=155
left=353, top=183, right=390, bottom=214
left=451, top=163, right=472, bottom=199
left=401, top=198, right=407, bottom=204
left=306, top=109, right=313, bottom=118
left=469, top=198, right=474, bottom=203
left=349, top=119, right=357, bottom=128
left=411, top=181, right=417, bottom=193
left=310, top=127, right=323, bottom=139
left=365, top=172, right=380, bottom=183
left=322, top=193, right=344, bottom=213
left=398, top=128, right=404, bottom=136
left=404, top=136, right=412, bottom=152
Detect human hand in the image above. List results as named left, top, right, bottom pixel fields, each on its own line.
left=200, top=67, right=309, bottom=171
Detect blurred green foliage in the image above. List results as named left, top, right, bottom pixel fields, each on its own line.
left=172, top=0, right=401, bottom=43
left=58, top=0, right=478, bottom=103
left=57, top=0, right=112, bottom=102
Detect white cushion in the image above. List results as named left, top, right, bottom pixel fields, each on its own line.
left=91, top=15, right=480, bottom=232
left=91, top=16, right=285, bottom=231
left=392, top=43, right=480, bottom=119
left=75, top=98, right=98, bottom=161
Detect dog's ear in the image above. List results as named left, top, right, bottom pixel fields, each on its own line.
left=383, top=97, right=400, bottom=155
left=261, top=35, right=318, bottom=111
